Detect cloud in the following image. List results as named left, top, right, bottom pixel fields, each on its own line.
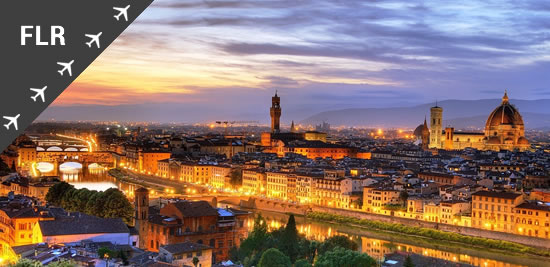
left=47, top=0, right=550, bottom=122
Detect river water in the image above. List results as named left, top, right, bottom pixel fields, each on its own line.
left=57, top=168, right=549, bottom=267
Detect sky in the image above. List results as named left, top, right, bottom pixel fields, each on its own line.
left=44, top=0, right=550, bottom=123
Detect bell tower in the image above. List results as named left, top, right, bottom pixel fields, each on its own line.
left=270, top=91, right=281, bottom=133
left=134, top=187, right=149, bottom=249
left=429, top=103, right=443, bottom=149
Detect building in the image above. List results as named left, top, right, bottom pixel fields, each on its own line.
left=270, top=92, right=281, bottom=133
left=429, top=105, right=443, bottom=149
left=363, top=186, right=401, bottom=214
left=424, top=92, right=529, bottom=151
left=211, top=165, right=232, bottom=189
left=312, top=177, right=350, bottom=209
left=0, top=205, right=54, bottom=247
left=159, top=242, right=213, bottom=267
left=514, top=202, right=550, bottom=239
left=266, top=171, right=295, bottom=201
left=32, top=214, right=131, bottom=245
left=242, top=168, right=266, bottom=195
left=471, top=191, right=523, bottom=232
left=135, top=190, right=249, bottom=263
left=142, top=151, right=171, bottom=175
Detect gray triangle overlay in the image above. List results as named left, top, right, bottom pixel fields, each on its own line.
left=0, top=0, right=154, bottom=151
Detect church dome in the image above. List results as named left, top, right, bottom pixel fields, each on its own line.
left=485, top=91, right=524, bottom=128
left=518, top=136, right=529, bottom=145
left=413, top=124, right=424, bottom=138
left=487, top=136, right=501, bottom=144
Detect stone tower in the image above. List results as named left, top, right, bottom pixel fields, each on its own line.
left=421, top=117, right=430, bottom=150
left=290, top=120, right=296, bottom=133
left=429, top=104, right=443, bottom=149
left=270, top=91, right=281, bottom=133
left=134, top=187, right=149, bottom=249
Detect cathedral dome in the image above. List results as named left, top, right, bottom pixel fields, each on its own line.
left=485, top=91, right=524, bottom=128
left=518, top=137, right=529, bottom=145
left=487, top=136, right=501, bottom=144
left=413, top=124, right=424, bottom=138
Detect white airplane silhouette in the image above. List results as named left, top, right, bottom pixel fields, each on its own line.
left=30, top=86, right=47, bottom=102
left=57, top=60, right=74, bottom=76
left=113, top=5, right=130, bottom=21
left=3, top=114, right=20, bottom=131
left=85, top=32, right=102, bottom=48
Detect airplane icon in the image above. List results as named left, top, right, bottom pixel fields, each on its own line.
left=30, top=86, right=47, bottom=102
left=113, top=5, right=130, bottom=21
left=85, top=32, right=102, bottom=48
left=3, top=114, right=20, bottom=131
left=57, top=60, right=74, bottom=76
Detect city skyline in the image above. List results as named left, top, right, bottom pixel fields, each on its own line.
left=43, top=0, right=550, bottom=122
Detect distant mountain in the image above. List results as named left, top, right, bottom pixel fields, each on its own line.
left=301, top=99, right=550, bottom=129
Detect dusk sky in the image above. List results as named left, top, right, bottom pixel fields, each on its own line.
left=44, top=0, right=550, bottom=123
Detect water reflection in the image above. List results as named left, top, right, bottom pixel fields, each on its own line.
left=256, top=212, right=545, bottom=267
left=56, top=166, right=138, bottom=194
left=41, top=169, right=546, bottom=267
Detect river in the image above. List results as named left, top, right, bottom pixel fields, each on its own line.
left=56, top=168, right=549, bottom=267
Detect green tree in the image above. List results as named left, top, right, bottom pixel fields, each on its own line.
left=403, top=255, right=415, bottom=267
left=229, top=168, right=242, bottom=188
left=98, top=247, right=116, bottom=259
left=0, top=158, right=11, bottom=176
left=258, top=248, right=291, bottom=267
left=399, top=191, right=409, bottom=204
left=294, top=259, right=312, bottom=267
left=47, top=260, right=77, bottom=267
left=102, top=188, right=134, bottom=224
left=46, top=182, right=75, bottom=206
left=9, top=258, right=42, bottom=267
left=192, top=256, right=199, bottom=267
left=231, top=214, right=270, bottom=266
left=318, top=235, right=358, bottom=255
left=314, top=247, right=376, bottom=267
left=280, top=215, right=300, bottom=262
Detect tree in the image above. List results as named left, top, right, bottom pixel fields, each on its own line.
left=0, top=158, right=11, bottom=176
left=98, top=247, right=116, bottom=259
left=258, top=248, right=291, bottom=267
left=399, top=191, right=409, bottom=204
left=314, top=247, right=376, bottom=267
left=47, top=260, right=77, bottom=267
left=229, top=168, right=242, bottom=188
left=192, top=256, right=199, bottom=267
left=403, top=255, right=415, bottom=267
left=10, top=161, right=16, bottom=172
left=280, top=215, right=300, bottom=262
left=102, top=188, right=134, bottom=224
left=9, top=258, right=43, bottom=267
left=45, top=182, right=74, bottom=206
left=294, top=259, right=312, bottom=267
left=318, top=235, right=358, bottom=255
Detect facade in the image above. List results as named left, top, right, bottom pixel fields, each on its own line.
left=211, top=165, right=232, bottom=189
left=425, top=92, right=529, bottom=151
left=266, top=171, right=294, bottom=201
left=363, top=186, right=401, bottom=213
left=135, top=190, right=249, bottom=262
left=159, top=242, right=213, bottom=267
left=471, top=191, right=523, bottom=232
left=242, top=168, right=267, bottom=195
left=429, top=105, right=443, bottom=149
left=514, top=202, right=550, bottom=239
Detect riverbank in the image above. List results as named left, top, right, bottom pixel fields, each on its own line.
left=108, top=168, right=166, bottom=192
left=253, top=209, right=550, bottom=267
left=307, top=211, right=550, bottom=258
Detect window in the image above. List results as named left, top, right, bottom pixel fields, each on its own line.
left=198, top=239, right=203, bottom=244
left=197, top=250, right=202, bottom=257
left=210, top=239, right=215, bottom=247
left=187, top=253, right=193, bottom=258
